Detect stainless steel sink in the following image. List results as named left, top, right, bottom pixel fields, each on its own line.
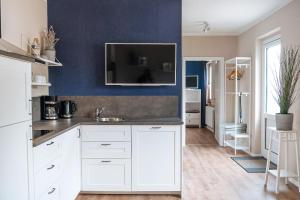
left=96, top=117, right=124, bottom=122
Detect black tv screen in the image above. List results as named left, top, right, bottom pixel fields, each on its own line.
left=105, top=43, right=176, bottom=85
left=186, top=76, right=198, bottom=88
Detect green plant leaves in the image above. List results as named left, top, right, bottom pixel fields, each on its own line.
left=274, top=47, right=300, bottom=114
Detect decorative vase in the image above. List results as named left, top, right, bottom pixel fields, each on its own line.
left=275, top=113, right=293, bottom=130
left=43, top=49, right=56, bottom=62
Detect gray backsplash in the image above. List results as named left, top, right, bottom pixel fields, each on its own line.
left=57, top=96, right=179, bottom=119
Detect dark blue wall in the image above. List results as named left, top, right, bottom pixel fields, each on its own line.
left=48, top=0, right=182, bottom=101
left=186, top=61, right=207, bottom=126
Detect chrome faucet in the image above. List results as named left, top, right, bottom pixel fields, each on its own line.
left=96, top=107, right=105, bottom=119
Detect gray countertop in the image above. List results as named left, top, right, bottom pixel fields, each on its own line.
left=32, top=117, right=183, bottom=147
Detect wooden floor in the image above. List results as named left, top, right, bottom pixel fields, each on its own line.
left=76, top=128, right=300, bottom=200
left=186, top=127, right=218, bottom=145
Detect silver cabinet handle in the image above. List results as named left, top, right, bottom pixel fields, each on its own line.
left=47, top=165, right=55, bottom=170
left=46, top=141, right=54, bottom=146
left=48, top=188, right=56, bottom=194
left=151, top=126, right=162, bottom=129
left=101, top=160, right=111, bottom=163
left=101, top=144, right=111, bottom=146
left=78, top=128, right=81, bottom=138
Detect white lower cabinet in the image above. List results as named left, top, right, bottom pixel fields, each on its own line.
left=60, top=127, right=81, bottom=200
left=132, top=125, right=181, bottom=191
left=82, top=159, right=131, bottom=191
left=32, top=124, right=181, bottom=197
left=81, top=125, right=182, bottom=193
left=39, top=183, right=60, bottom=200
left=81, top=125, right=132, bottom=192
left=33, top=127, right=81, bottom=200
left=82, top=142, right=131, bottom=159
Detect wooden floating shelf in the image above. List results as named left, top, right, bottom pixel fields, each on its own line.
left=35, top=56, right=63, bottom=67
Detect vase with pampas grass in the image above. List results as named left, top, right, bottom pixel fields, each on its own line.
left=42, top=26, right=59, bottom=62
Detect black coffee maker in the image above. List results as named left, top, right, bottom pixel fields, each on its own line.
left=41, top=96, right=59, bottom=120
left=60, top=101, right=77, bottom=118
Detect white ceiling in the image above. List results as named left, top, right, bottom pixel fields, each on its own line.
left=182, top=0, right=293, bottom=36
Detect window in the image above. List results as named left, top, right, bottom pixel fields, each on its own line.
left=263, top=38, right=281, bottom=115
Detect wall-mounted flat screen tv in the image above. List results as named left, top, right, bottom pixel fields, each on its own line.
left=186, top=75, right=198, bottom=89
left=105, top=43, right=176, bottom=86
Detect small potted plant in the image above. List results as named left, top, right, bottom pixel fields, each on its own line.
left=42, top=26, right=59, bottom=62
left=274, top=47, right=300, bottom=130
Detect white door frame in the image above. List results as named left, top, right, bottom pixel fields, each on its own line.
left=182, top=57, right=225, bottom=146
left=260, top=35, right=281, bottom=161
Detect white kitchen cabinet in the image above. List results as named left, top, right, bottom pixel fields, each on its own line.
left=82, top=141, right=131, bottom=159
left=33, top=137, right=62, bottom=200
left=60, top=127, right=81, bottom=200
left=0, top=55, right=32, bottom=127
left=0, top=121, right=33, bottom=200
left=132, top=125, right=181, bottom=192
left=82, top=159, right=131, bottom=191
left=81, top=125, right=131, bottom=142
left=33, top=136, right=61, bottom=173
left=33, top=126, right=81, bottom=200
left=34, top=157, right=62, bottom=199
left=81, top=125, right=132, bottom=192
left=39, top=183, right=60, bottom=200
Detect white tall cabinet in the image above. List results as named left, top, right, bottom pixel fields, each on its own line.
left=0, top=55, right=32, bottom=127
left=132, top=126, right=181, bottom=191
left=0, top=55, right=33, bottom=200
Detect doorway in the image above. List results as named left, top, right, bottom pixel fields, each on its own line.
left=182, top=57, right=225, bottom=146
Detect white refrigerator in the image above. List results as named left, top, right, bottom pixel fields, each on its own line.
left=0, top=55, right=33, bottom=200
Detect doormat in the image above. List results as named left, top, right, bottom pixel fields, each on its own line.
left=231, top=156, right=277, bottom=173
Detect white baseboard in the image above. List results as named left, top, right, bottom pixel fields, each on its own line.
left=205, top=126, right=214, bottom=132
left=248, top=152, right=262, bottom=157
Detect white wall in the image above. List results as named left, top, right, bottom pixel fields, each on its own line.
left=182, top=36, right=238, bottom=60
left=1, top=0, right=47, bottom=51
left=238, top=0, right=300, bottom=154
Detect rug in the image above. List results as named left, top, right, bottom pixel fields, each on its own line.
left=231, top=156, right=277, bottom=173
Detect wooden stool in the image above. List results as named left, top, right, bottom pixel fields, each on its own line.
left=264, top=127, right=300, bottom=193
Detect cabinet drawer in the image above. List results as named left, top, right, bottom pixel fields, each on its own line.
left=39, top=183, right=60, bottom=200
left=33, top=138, right=61, bottom=172
left=81, top=125, right=131, bottom=142
left=186, top=113, right=200, bottom=118
left=82, top=142, right=131, bottom=158
left=186, top=118, right=200, bottom=126
left=34, top=158, right=61, bottom=199
left=82, top=159, right=131, bottom=191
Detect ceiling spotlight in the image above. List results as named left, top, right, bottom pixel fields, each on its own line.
left=195, top=21, right=210, bottom=33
